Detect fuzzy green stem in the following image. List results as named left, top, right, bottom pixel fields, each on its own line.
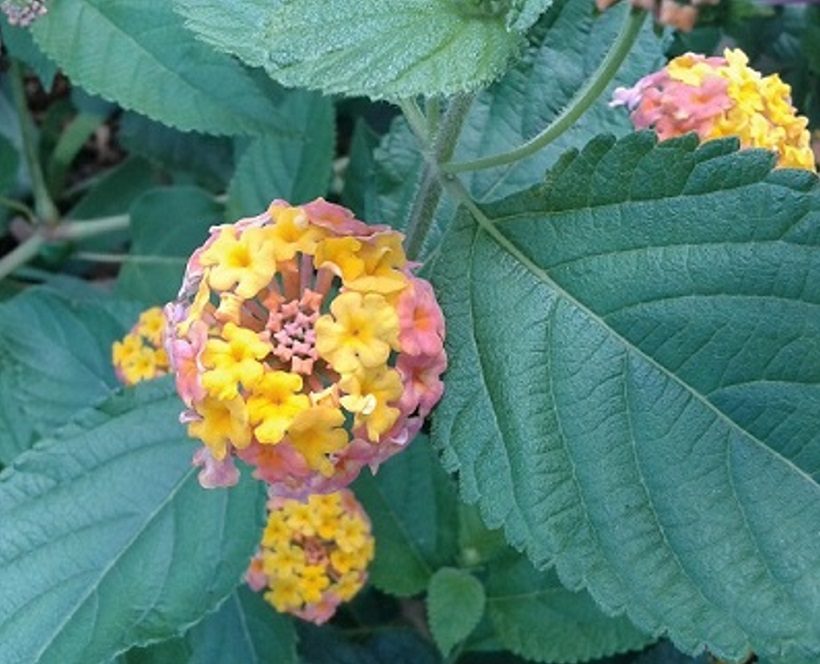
left=73, top=251, right=184, bottom=265
left=402, top=94, right=474, bottom=260
left=398, top=98, right=431, bottom=149
left=441, top=9, right=646, bottom=174
left=9, top=59, right=59, bottom=225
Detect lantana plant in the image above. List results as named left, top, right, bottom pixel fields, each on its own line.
left=0, top=2, right=818, bottom=664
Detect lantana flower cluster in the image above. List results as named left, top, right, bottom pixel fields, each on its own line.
left=246, top=490, right=374, bottom=624
left=111, top=307, right=170, bottom=386
left=164, top=198, right=446, bottom=497
left=1, top=0, right=47, bottom=26
left=611, top=48, right=816, bottom=171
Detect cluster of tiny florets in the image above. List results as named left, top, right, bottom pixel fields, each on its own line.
left=246, top=490, right=374, bottom=624
left=612, top=48, right=816, bottom=171
left=163, top=198, right=446, bottom=496
left=1, top=0, right=47, bottom=26
left=112, top=307, right=170, bottom=386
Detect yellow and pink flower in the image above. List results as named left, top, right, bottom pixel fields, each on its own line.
left=611, top=48, right=816, bottom=171
left=112, top=307, right=170, bottom=386
left=164, top=198, right=447, bottom=495
left=246, top=489, right=374, bottom=624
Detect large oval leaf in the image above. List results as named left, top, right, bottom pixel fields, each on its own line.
left=431, top=133, right=820, bottom=660
left=0, top=379, right=265, bottom=663
left=30, top=1, right=292, bottom=136
left=173, top=0, right=522, bottom=100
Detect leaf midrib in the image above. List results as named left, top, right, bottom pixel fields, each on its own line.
left=33, top=466, right=197, bottom=661
left=467, top=207, right=820, bottom=491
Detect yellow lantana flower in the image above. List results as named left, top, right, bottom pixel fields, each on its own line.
left=287, top=406, right=349, bottom=476
left=188, top=396, right=251, bottom=459
left=339, top=366, right=403, bottom=440
left=247, top=371, right=310, bottom=444
left=201, top=322, right=270, bottom=400
left=269, top=204, right=325, bottom=261
left=200, top=226, right=277, bottom=298
left=315, top=291, right=399, bottom=374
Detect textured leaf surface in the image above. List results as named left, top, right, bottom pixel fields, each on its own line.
left=506, top=0, right=553, bottom=31
left=174, top=0, right=522, bottom=99
left=0, top=287, right=140, bottom=463
left=119, top=113, right=234, bottom=189
left=431, top=133, right=820, bottom=659
left=0, top=17, right=57, bottom=89
left=366, top=0, right=662, bottom=257
left=0, top=379, right=265, bottom=663
left=116, top=186, right=222, bottom=304
left=227, top=91, right=335, bottom=217
left=186, top=587, right=297, bottom=664
left=486, top=557, right=651, bottom=663
left=30, top=1, right=291, bottom=135
left=428, top=568, right=486, bottom=655
left=354, top=436, right=459, bottom=597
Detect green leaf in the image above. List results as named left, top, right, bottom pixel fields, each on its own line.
left=68, top=157, right=159, bottom=220
left=122, top=588, right=297, bottom=664
left=0, top=16, right=58, bottom=90
left=227, top=91, right=335, bottom=217
left=186, top=587, right=297, bottom=664
left=341, top=120, right=381, bottom=219
left=366, top=0, right=663, bottom=258
left=506, top=0, right=553, bottom=32
left=116, top=186, right=222, bottom=304
left=30, top=1, right=293, bottom=136
left=0, top=379, right=265, bottom=663
left=427, top=568, right=486, bottom=656
left=119, top=113, right=234, bottom=190
left=485, top=556, right=652, bottom=663
left=0, top=286, right=141, bottom=463
left=173, top=0, right=522, bottom=100
left=431, top=132, right=820, bottom=659
left=354, top=436, right=459, bottom=597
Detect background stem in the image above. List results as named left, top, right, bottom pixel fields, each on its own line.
left=442, top=9, right=646, bottom=174
left=9, top=60, right=59, bottom=225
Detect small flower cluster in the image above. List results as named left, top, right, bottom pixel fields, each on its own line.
left=246, top=490, right=374, bottom=624
left=112, top=307, right=170, bottom=386
left=611, top=48, right=816, bottom=171
left=1, top=0, right=47, bottom=26
left=164, top=198, right=446, bottom=496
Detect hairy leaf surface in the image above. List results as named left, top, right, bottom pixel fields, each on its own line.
left=431, top=133, right=820, bottom=659
left=0, top=380, right=264, bottom=663
left=174, top=0, right=522, bottom=99
left=31, top=1, right=291, bottom=135
left=486, top=557, right=652, bottom=662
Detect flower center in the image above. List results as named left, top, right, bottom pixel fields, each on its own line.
left=267, top=291, right=323, bottom=374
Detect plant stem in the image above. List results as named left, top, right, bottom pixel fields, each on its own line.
left=54, top=214, right=130, bottom=241
left=73, top=251, right=184, bottom=265
left=402, top=94, right=474, bottom=260
left=8, top=59, right=59, bottom=225
left=425, top=96, right=441, bottom=136
left=441, top=8, right=647, bottom=174
left=398, top=98, right=431, bottom=149
left=0, top=234, right=45, bottom=281
left=0, top=195, right=36, bottom=224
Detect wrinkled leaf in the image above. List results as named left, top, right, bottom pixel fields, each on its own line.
left=431, top=133, right=820, bottom=659
left=173, top=0, right=522, bottom=100
left=427, top=568, right=486, bottom=656
left=31, top=0, right=292, bottom=135
left=0, top=379, right=265, bottom=663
